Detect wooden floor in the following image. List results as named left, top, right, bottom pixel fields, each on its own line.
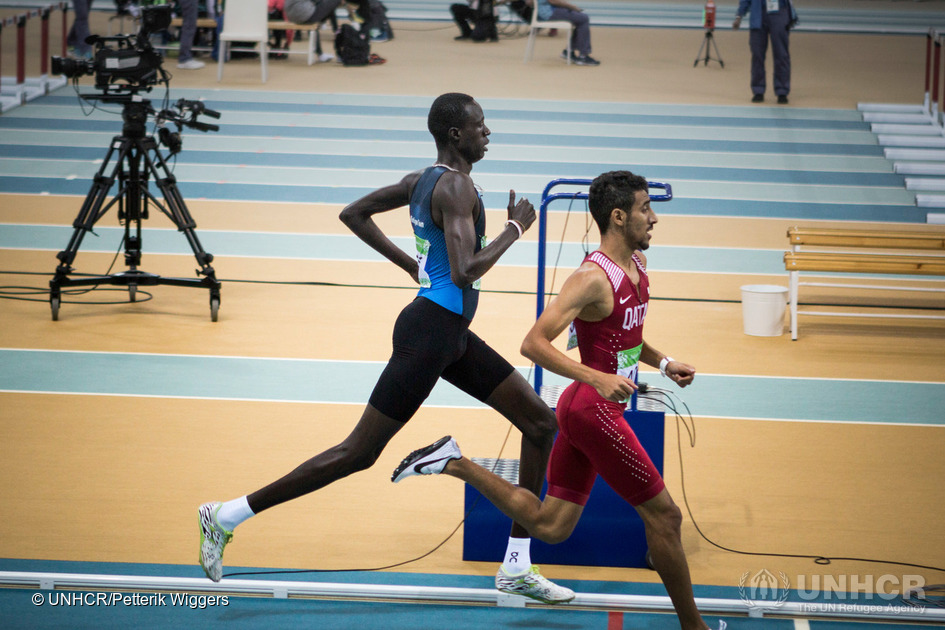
left=1, top=1, right=944, bottom=600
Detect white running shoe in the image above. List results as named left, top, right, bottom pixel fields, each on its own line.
left=495, top=565, right=575, bottom=604
left=391, top=435, right=462, bottom=482
left=198, top=502, right=233, bottom=582
left=177, top=59, right=205, bottom=70
left=317, top=52, right=335, bottom=63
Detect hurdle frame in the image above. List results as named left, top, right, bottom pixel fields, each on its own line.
left=0, top=2, right=68, bottom=113
left=859, top=28, right=941, bottom=126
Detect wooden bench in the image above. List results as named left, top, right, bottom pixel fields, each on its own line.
left=784, top=226, right=945, bottom=340
left=162, top=17, right=219, bottom=56
left=267, top=21, right=329, bottom=66
left=788, top=227, right=945, bottom=251
left=166, top=17, right=329, bottom=66
left=170, top=17, right=219, bottom=29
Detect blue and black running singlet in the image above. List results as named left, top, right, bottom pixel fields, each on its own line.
left=411, top=165, right=486, bottom=321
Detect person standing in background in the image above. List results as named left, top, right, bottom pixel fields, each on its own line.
left=67, top=0, right=92, bottom=59
left=733, top=0, right=797, bottom=104
left=176, top=0, right=206, bottom=69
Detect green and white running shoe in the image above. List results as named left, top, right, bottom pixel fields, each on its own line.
left=198, top=501, right=233, bottom=582
left=495, top=565, right=575, bottom=604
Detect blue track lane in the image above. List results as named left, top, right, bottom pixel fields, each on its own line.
left=2, top=349, right=942, bottom=426
left=1, top=88, right=926, bottom=221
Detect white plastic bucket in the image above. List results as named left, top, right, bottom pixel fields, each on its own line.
left=740, top=285, right=788, bottom=337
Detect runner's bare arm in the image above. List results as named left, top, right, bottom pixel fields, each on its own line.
left=340, top=172, right=422, bottom=282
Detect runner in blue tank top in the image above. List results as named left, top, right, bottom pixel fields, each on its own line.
left=197, top=93, right=574, bottom=604
left=411, top=164, right=485, bottom=320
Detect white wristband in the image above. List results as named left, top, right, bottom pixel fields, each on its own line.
left=504, top=219, right=524, bottom=239
left=659, top=356, right=674, bottom=377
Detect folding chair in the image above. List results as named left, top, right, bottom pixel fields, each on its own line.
left=217, top=0, right=269, bottom=83
left=523, top=1, right=573, bottom=64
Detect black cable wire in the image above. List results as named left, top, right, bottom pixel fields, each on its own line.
left=647, top=386, right=945, bottom=576
left=222, top=407, right=521, bottom=579
left=3, top=271, right=941, bottom=313
left=0, top=232, right=146, bottom=304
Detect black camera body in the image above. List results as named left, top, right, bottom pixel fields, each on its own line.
left=51, top=4, right=171, bottom=94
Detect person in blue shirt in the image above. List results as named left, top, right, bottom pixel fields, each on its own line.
left=197, top=93, right=575, bottom=605
left=733, top=0, right=797, bottom=104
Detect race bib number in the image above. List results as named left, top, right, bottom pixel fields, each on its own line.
left=766, top=0, right=778, bottom=12
left=472, top=235, right=487, bottom=290
left=566, top=321, right=578, bottom=350
left=415, top=235, right=431, bottom=288
left=616, top=343, right=643, bottom=403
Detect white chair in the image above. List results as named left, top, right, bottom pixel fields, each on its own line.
left=523, top=0, right=574, bottom=64
left=217, top=0, right=270, bottom=83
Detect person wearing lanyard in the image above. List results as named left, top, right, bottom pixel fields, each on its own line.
left=733, top=0, right=797, bottom=104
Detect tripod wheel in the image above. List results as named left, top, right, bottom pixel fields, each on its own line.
left=129, top=284, right=137, bottom=303
left=210, top=297, right=220, bottom=322
left=50, top=296, right=60, bottom=321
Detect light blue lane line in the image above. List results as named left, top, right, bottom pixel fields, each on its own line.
left=0, top=162, right=914, bottom=206
left=0, top=132, right=895, bottom=173
left=0, top=151, right=903, bottom=187
left=3, top=105, right=878, bottom=145
left=0, top=224, right=794, bottom=275
left=539, top=370, right=945, bottom=427
left=0, top=113, right=884, bottom=156
left=1, top=349, right=942, bottom=426
left=0, top=178, right=925, bottom=223
left=0, top=178, right=925, bottom=222
left=9, top=222, right=941, bottom=280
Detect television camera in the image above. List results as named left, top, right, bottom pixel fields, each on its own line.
left=51, top=3, right=171, bottom=94
left=47, top=4, right=224, bottom=322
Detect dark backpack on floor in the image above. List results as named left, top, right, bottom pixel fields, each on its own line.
left=334, top=24, right=370, bottom=66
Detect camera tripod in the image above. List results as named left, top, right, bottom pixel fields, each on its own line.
left=694, top=29, right=724, bottom=67
left=49, top=97, right=222, bottom=321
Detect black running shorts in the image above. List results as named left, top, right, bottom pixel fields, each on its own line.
left=368, top=297, right=515, bottom=422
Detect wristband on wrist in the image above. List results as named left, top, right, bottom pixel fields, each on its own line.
left=659, top=356, right=674, bottom=377
left=504, top=219, right=524, bottom=239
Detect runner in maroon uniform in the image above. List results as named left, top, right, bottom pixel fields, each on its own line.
left=394, top=171, right=725, bottom=630
left=547, top=248, right=665, bottom=509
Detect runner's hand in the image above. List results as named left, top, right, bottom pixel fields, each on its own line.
left=507, top=190, right=536, bottom=232
left=665, top=361, right=696, bottom=388
left=592, top=372, right=638, bottom=402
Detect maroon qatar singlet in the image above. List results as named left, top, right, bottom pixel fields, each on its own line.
left=546, top=250, right=665, bottom=507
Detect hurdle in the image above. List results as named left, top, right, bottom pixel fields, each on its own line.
left=0, top=2, right=68, bottom=113
left=868, top=28, right=945, bottom=152
left=859, top=28, right=940, bottom=125
left=856, top=28, right=945, bottom=217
